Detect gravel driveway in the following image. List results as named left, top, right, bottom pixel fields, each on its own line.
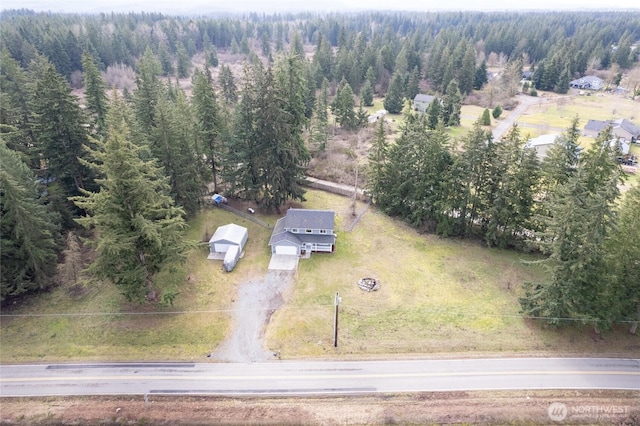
left=210, top=270, right=295, bottom=363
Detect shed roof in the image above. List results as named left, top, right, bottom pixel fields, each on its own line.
left=526, top=133, right=560, bottom=147
left=209, top=223, right=248, bottom=246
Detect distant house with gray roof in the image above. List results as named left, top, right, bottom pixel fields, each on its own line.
left=413, top=94, right=438, bottom=113
left=583, top=118, right=640, bottom=142
left=269, top=209, right=336, bottom=258
left=570, top=76, right=603, bottom=90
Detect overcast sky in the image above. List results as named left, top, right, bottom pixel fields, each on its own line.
left=2, top=0, right=639, bottom=14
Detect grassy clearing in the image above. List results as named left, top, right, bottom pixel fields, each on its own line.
left=517, top=92, right=639, bottom=129
left=266, top=190, right=640, bottom=358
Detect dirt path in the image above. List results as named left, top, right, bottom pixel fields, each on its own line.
left=491, top=94, right=547, bottom=140
left=210, top=270, right=295, bottom=363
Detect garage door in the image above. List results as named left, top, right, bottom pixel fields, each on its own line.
left=275, top=245, right=298, bottom=256
left=214, top=244, right=232, bottom=253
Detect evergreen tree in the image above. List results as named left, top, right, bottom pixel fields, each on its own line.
left=383, top=71, right=405, bottom=114
left=474, top=60, right=488, bottom=90
left=176, top=43, right=191, bottom=78
left=192, top=65, right=223, bottom=192
left=458, top=44, right=476, bottom=95
left=376, top=112, right=452, bottom=228
left=71, top=100, right=189, bottom=303
left=0, top=49, right=34, bottom=162
left=481, top=108, right=491, bottom=126
left=520, top=130, right=622, bottom=325
left=218, top=64, right=238, bottom=105
left=440, top=121, right=497, bottom=237
left=148, top=87, right=202, bottom=216
left=366, top=119, right=388, bottom=203
left=81, top=52, right=109, bottom=137
left=360, top=79, right=374, bottom=107
left=427, top=97, right=442, bottom=130
left=207, top=45, right=219, bottom=68
left=554, top=67, right=571, bottom=94
left=492, top=105, right=502, bottom=119
left=133, top=47, right=162, bottom=136
left=405, top=66, right=421, bottom=102
left=28, top=56, right=93, bottom=196
left=605, top=186, right=640, bottom=331
left=442, top=79, right=462, bottom=126
left=0, top=139, right=60, bottom=303
left=485, top=125, right=540, bottom=248
left=331, top=80, right=357, bottom=130
left=310, top=78, right=329, bottom=152
left=228, top=61, right=309, bottom=210
left=157, top=43, right=174, bottom=76
left=289, top=31, right=305, bottom=60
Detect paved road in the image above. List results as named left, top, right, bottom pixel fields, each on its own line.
left=1, top=358, right=638, bottom=397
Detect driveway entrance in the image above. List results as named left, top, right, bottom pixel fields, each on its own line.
left=268, top=254, right=299, bottom=271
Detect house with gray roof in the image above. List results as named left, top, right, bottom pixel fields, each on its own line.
left=570, top=76, right=603, bottom=90
left=584, top=118, right=640, bottom=142
left=413, top=94, right=437, bottom=113
left=524, top=134, right=560, bottom=160
left=269, top=209, right=336, bottom=258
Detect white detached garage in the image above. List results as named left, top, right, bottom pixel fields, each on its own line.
left=208, top=223, right=248, bottom=260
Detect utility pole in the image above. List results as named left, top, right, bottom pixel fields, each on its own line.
left=333, top=292, right=341, bottom=347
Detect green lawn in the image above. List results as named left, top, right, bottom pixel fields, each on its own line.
left=265, top=191, right=639, bottom=358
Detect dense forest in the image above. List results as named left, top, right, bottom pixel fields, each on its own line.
left=1, top=9, right=639, bottom=329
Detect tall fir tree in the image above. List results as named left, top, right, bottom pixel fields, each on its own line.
left=218, top=64, right=238, bottom=105
left=383, top=71, right=405, bottom=114
left=1, top=139, right=60, bottom=303
left=310, top=77, right=330, bottom=152
left=81, top=52, right=109, bottom=137
left=330, top=80, right=357, bottom=130
left=133, top=47, right=162, bottom=136
left=72, top=97, right=189, bottom=302
left=520, top=130, right=622, bottom=325
left=442, top=79, right=462, bottom=126
left=366, top=119, right=388, bottom=204
left=485, top=125, right=540, bottom=248
left=27, top=56, right=93, bottom=196
left=192, top=65, right=223, bottom=192
left=0, top=49, right=35, bottom=162
left=148, top=86, right=203, bottom=216
left=605, top=186, right=640, bottom=331
left=360, top=79, right=374, bottom=107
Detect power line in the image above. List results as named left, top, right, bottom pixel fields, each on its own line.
left=1, top=303, right=636, bottom=324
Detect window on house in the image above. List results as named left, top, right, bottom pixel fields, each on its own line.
left=292, top=228, right=298, bottom=233
left=320, top=229, right=327, bottom=234
left=306, top=229, right=312, bottom=233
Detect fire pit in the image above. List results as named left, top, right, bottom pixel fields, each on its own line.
left=358, top=277, right=380, bottom=292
